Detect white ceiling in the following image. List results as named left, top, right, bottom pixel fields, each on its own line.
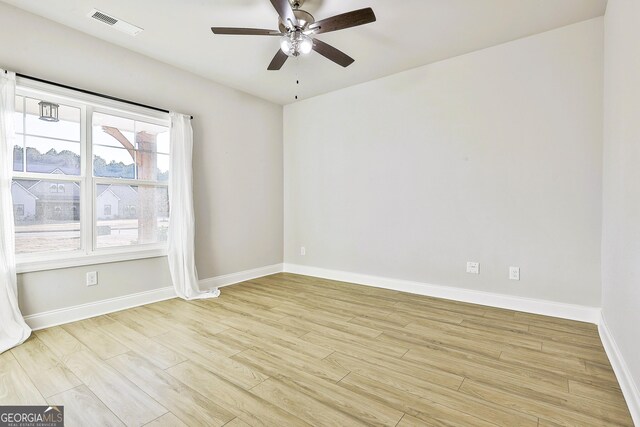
left=3, top=0, right=606, bottom=105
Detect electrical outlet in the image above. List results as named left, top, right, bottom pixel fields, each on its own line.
left=466, top=262, right=479, bottom=274
left=86, top=271, right=98, bottom=287
left=300, top=246, right=306, bottom=256
left=509, top=266, right=520, bottom=281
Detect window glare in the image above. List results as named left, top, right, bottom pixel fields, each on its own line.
left=157, top=131, right=170, bottom=154
left=14, top=95, right=24, bottom=133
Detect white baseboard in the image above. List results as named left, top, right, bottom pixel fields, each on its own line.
left=283, top=263, right=601, bottom=324
left=24, top=261, right=600, bottom=331
left=199, top=263, right=284, bottom=288
left=24, top=286, right=177, bottom=331
left=23, top=263, right=284, bottom=331
left=599, top=313, right=640, bottom=425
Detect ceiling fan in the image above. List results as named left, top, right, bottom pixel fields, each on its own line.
left=211, top=0, right=376, bottom=70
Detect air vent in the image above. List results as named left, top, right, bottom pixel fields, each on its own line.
left=91, top=10, right=118, bottom=26
left=87, top=9, right=144, bottom=36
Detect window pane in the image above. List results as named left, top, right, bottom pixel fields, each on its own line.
left=24, top=97, right=80, bottom=141
left=12, top=179, right=81, bottom=254
left=13, top=135, right=24, bottom=172
left=14, top=96, right=25, bottom=172
left=93, top=145, right=135, bottom=179
left=25, top=136, right=81, bottom=175
left=156, top=130, right=170, bottom=154
left=96, top=184, right=169, bottom=248
left=157, top=154, right=169, bottom=182
left=93, top=112, right=169, bottom=181
left=93, top=113, right=135, bottom=148
left=14, top=95, right=24, bottom=134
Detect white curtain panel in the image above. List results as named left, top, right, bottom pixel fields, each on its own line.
left=0, top=70, right=31, bottom=353
left=168, top=112, right=220, bottom=300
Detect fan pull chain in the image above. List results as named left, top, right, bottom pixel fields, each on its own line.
left=294, top=56, right=300, bottom=101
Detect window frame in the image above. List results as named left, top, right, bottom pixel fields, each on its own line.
left=14, top=78, right=171, bottom=274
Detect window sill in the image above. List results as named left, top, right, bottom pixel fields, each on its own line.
left=16, top=247, right=168, bottom=274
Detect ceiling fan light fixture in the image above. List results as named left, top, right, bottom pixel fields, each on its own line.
left=280, top=32, right=312, bottom=57
left=280, top=36, right=295, bottom=56
left=299, top=35, right=313, bottom=55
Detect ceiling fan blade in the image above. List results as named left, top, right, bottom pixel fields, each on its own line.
left=268, top=49, right=289, bottom=70
left=211, top=27, right=282, bottom=36
left=312, top=39, right=355, bottom=67
left=270, top=0, right=299, bottom=28
left=307, top=8, right=376, bottom=35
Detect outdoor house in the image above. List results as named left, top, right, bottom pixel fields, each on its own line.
left=10, top=179, right=155, bottom=222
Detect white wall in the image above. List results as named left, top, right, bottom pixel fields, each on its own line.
left=601, top=0, right=640, bottom=411
left=284, top=18, right=604, bottom=307
left=0, top=2, right=283, bottom=316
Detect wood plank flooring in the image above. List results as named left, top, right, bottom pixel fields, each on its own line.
left=0, top=273, right=633, bottom=426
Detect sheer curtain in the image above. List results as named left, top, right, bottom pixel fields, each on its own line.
left=167, top=112, right=220, bottom=300
left=0, top=70, right=31, bottom=353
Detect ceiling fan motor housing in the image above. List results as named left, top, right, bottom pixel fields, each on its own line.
left=278, top=8, right=315, bottom=32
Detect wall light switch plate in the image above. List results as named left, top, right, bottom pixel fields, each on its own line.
left=466, top=262, right=480, bottom=274
left=300, top=246, right=306, bottom=256
left=509, top=266, right=520, bottom=281
left=86, top=271, right=98, bottom=286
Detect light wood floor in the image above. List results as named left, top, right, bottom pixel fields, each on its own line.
left=1, top=273, right=633, bottom=426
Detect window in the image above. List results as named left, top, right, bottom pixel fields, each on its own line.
left=12, top=81, right=171, bottom=272
left=48, top=183, right=66, bottom=193
left=13, top=94, right=82, bottom=256
left=93, top=113, right=169, bottom=249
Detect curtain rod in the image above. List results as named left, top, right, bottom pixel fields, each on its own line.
left=3, top=70, right=193, bottom=120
